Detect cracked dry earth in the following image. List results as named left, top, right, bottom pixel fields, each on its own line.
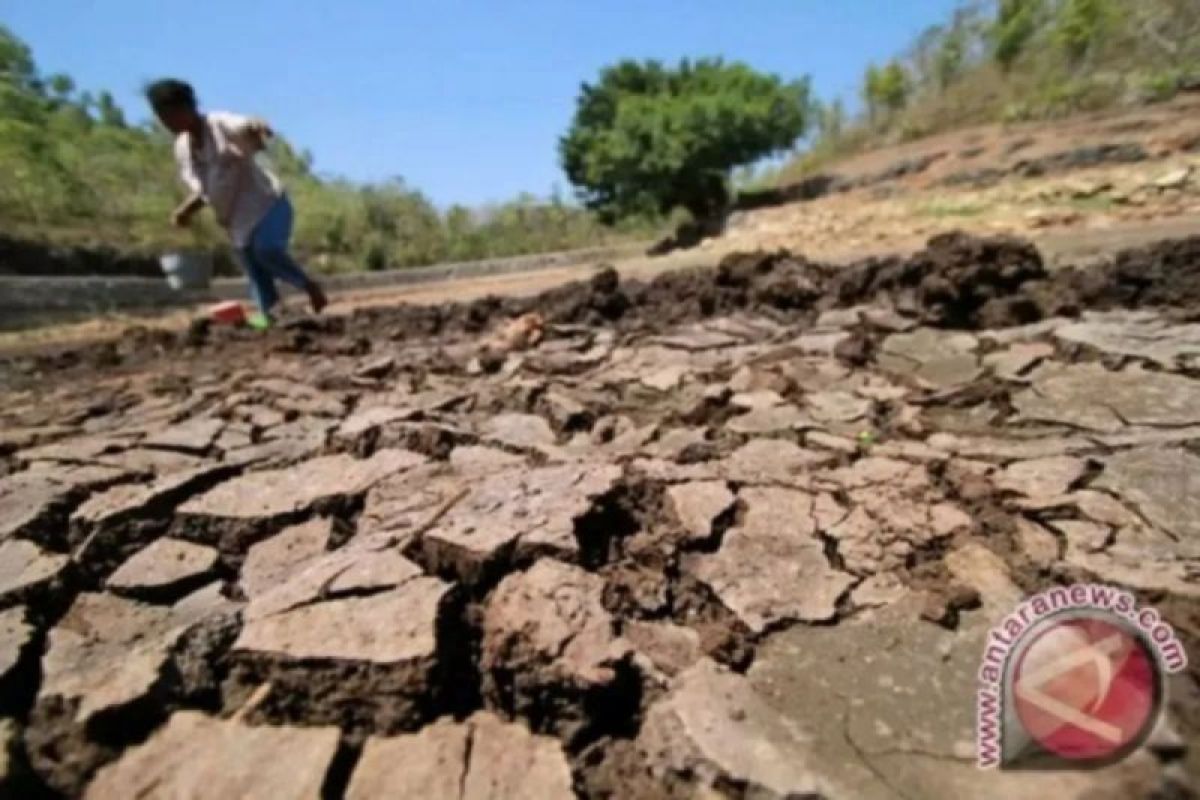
left=3, top=233, right=1200, bottom=798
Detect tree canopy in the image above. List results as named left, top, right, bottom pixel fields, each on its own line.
left=560, top=58, right=810, bottom=221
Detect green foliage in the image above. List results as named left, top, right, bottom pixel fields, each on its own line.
left=770, top=0, right=1200, bottom=189
left=935, top=27, right=968, bottom=88
left=863, top=61, right=911, bottom=120
left=0, top=24, right=657, bottom=272
left=560, top=58, right=809, bottom=221
left=1054, top=0, right=1118, bottom=63
left=993, top=0, right=1044, bottom=71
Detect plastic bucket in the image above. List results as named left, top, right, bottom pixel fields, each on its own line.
left=210, top=301, right=247, bottom=325
left=160, top=250, right=213, bottom=291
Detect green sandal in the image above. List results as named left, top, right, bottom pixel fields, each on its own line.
left=247, top=312, right=273, bottom=331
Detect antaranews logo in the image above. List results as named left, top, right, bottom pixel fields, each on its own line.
left=976, top=584, right=1188, bottom=770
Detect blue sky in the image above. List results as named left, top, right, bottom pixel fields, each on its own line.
left=4, top=1, right=965, bottom=206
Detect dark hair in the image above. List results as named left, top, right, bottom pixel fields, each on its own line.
left=144, top=79, right=197, bottom=112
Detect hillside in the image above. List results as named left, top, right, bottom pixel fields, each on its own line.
left=769, top=0, right=1200, bottom=186
left=0, top=26, right=655, bottom=275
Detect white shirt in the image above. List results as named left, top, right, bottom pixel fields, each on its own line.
left=175, top=111, right=283, bottom=247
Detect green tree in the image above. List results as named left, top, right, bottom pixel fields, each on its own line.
left=47, top=72, right=75, bottom=102
left=816, top=98, right=846, bottom=143
left=560, top=58, right=810, bottom=221
left=936, top=26, right=968, bottom=88
left=993, top=0, right=1044, bottom=71
left=879, top=62, right=911, bottom=112
left=0, top=25, right=37, bottom=89
left=1055, top=0, right=1118, bottom=64
left=863, top=64, right=884, bottom=121
left=864, top=61, right=910, bottom=119
left=96, top=91, right=126, bottom=127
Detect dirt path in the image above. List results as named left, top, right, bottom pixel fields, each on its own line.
left=4, top=212, right=1198, bottom=362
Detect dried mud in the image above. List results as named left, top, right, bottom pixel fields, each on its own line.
left=1, top=231, right=1199, bottom=798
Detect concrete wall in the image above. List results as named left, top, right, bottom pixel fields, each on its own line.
left=0, top=241, right=647, bottom=319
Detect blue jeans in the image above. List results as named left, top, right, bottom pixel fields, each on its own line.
left=235, top=195, right=313, bottom=313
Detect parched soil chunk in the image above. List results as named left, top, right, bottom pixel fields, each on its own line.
left=83, top=710, right=339, bottom=800
left=347, top=711, right=574, bottom=800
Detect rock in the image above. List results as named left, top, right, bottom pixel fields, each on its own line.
left=994, top=456, right=1091, bottom=499
left=239, top=517, right=334, bottom=598
left=417, top=464, right=621, bottom=583
left=804, top=390, right=873, bottom=424
left=1093, top=425, right=1200, bottom=450
left=1095, top=448, right=1200, bottom=552
left=792, top=329, right=852, bottom=357
left=250, top=379, right=346, bottom=417
left=982, top=342, right=1055, bottom=381
left=28, top=585, right=239, bottom=793
left=730, top=390, right=784, bottom=411
left=36, top=589, right=223, bottom=726
left=645, top=428, right=710, bottom=461
left=1054, top=316, right=1200, bottom=368
left=70, top=463, right=240, bottom=577
left=355, top=355, right=396, bottom=379
left=17, top=435, right=127, bottom=464
left=880, top=329, right=981, bottom=388
left=347, top=712, right=574, bottom=800
left=726, top=405, right=811, bottom=435
left=94, top=447, right=208, bottom=475
left=232, top=550, right=449, bottom=730
left=641, top=366, right=688, bottom=392
left=0, top=607, right=34, bottom=700
left=106, top=539, right=219, bottom=602
left=690, top=488, right=855, bottom=631
left=624, top=620, right=703, bottom=678
left=822, top=461, right=971, bottom=575
left=179, top=450, right=425, bottom=523
left=637, top=659, right=833, bottom=798
left=232, top=403, right=286, bottom=430
left=820, top=457, right=924, bottom=491
left=746, top=597, right=1166, bottom=799
left=1154, top=166, right=1192, bottom=189
left=0, top=539, right=69, bottom=607
left=0, top=466, right=128, bottom=545
left=602, top=422, right=658, bottom=457
left=72, top=462, right=236, bottom=531
left=359, top=468, right=471, bottom=551
left=806, top=430, right=859, bottom=454
left=926, top=432, right=1096, bottom=461
left=650, top=329, right=741, bottom=352
left=141, top=417, right=224, bottom=453
left=851, top=573, right=910, bottom=608
left=666, top=481, right=735, bottom=543
left=943, top=543, right=1023, bottom=612
left=721, top=439, right=835, bottom=485
left=448, top=445, right=526, bottom=474
left=227, top=429, right=327, bottom=468
left=482, top=560, right=630, bottom=740
left=1014, top=363, right=1200, bottom=432
left=481, top=413, right=557, bottom=450
left=1011, top=520, right=1057, bottom=582
left=862, top=307, right=917, bottom=332
left=84, top=711, right=339, bottom=800
left=236, top=569, right=446, bottom=663
left=816, top=308, right=864, bottom=328
left=540, top=390, right=591, bottom=431
left=334, top=406, right=417, bottom=441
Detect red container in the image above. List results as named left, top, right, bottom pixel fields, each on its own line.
left=211, top=301, right=247, bottom=325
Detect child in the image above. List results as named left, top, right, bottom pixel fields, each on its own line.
left=145, top=79, right=327, bottom=324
